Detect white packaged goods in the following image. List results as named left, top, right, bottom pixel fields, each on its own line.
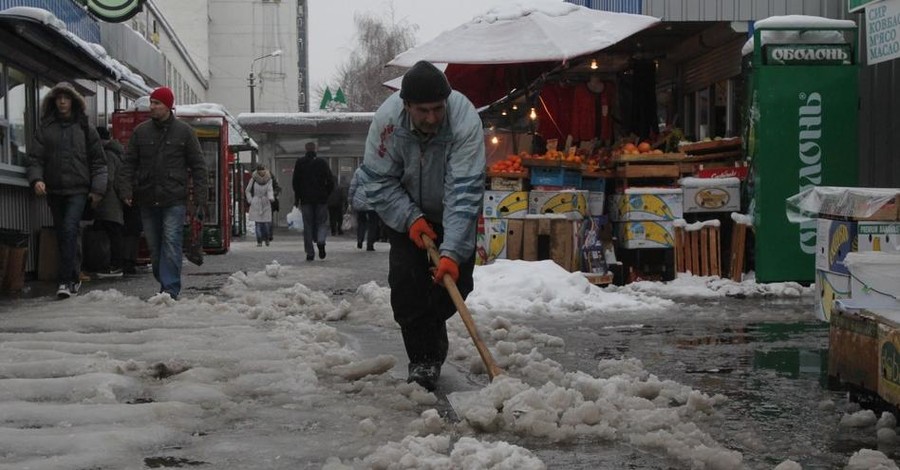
left=845, top=251, right=900, bottom=310
left=680, top=177, right=740, bottom=213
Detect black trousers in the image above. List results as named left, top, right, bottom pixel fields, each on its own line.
left=356, top=210, right=380, bottom=247
left=387, top=226, right=475, bottom=365
left=328, top=205, right=343, bottom=235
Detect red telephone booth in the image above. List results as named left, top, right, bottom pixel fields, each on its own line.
left=111, top=104, right=255, bottom=255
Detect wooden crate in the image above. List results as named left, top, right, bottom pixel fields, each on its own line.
left=829, top=309, right=880, bottom=393
left=678, top=137, right=742, bottom=155
left=729, top=222, right=749, bottom=282
left=674, top=224, right=720, bottom=277
left=506, top=218, right=580, bottom=272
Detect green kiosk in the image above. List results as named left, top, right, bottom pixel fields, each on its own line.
left=746, top=17, right=859, bottom=283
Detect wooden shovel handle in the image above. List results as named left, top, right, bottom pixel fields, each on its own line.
left=422, top=234, right=503, bottom=380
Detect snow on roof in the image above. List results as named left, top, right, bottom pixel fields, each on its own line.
left=176, top=103, right=257, bottom=150
left=754, top=15, right=856, bottom=30
left=237, top=112, right=376, bottom=136
left=0, top=6, right=152, bottom=94
left=238, top=112, right=375, bottom=126
left=742, top=15, right=855, bottom=56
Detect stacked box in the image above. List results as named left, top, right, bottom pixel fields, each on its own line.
left=483, top=191, right=528, bottom=219
left=609, top=190, right=683, bottom=222
left=490, top=177, right=526, bottom=191
left=527, top=190, right=588, bottom=217
left=475, top=218, right=508, bottom=266
left=530, top=167, right=582, bottom=188
left=680, top=177, right=741, bottom=213
left=858, top=222, right=900, bottom=254
left=610, top=189, right=682, bottom=250
left=588, top=192, right=605, bottom=216
left=815, top=219, right=857, bottom=275
left=814, top=268, right=851, bottom=322
left=617, top=221, right=676, bottom=249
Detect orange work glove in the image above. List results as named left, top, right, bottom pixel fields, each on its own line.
left=433, top=256, right=459, bottom=284
left=408, top=217, right=437, bottom=249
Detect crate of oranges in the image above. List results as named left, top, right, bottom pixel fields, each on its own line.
left=521, top=148, right=584, bottom=169
left=487, top=154, right=528, bottom=177
left=612, top=141, right=683, bottom=162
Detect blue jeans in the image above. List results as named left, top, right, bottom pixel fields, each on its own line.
left=141, top=204, right=187, bottom=297
left=300, top=203, right=329, bottom=256
left=48, top=194, right=87, bottom=285
left=255, top=222, right=272, bottom=243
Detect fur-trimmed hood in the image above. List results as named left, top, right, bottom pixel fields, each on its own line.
left=40, top=82, right=87, bottom=120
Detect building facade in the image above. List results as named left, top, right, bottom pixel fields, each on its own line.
left=0, top=0, right=209, bottom=274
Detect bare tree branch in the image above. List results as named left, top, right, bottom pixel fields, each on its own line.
left=318, top=7, right=418, bottom=112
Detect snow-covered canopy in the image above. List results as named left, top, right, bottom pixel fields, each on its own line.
left=176, top=103, right=258, bottom=151
left=237, top=112, right=375, bottom=136
left=389, top=0, right=659, bottom=66
left=741, top=15, right=856, bottom=56
left=0, top=6, right=152, bottom=95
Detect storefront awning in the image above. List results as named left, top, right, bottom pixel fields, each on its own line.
left=0, top=7, right=115, bottom=82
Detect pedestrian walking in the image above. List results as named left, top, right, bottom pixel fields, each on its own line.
left=26, top=82, right=108, bottom=299
left=347, top=166, right=379, bottom=251
left=269, top=173, right=281, bottom=241
left=291, top=142, right=334, bottom=261
left=361, top=61, right=485, bottom=390
left=117, top=86, right=208, bottom=300
left=246, top=164, right=275, bottom=246
left=327, top=175, right=347, bottom=236
left=92, top=126, right=126, bottom=278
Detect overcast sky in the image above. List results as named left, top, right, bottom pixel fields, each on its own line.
left=307, top=0, right=511, bottom=99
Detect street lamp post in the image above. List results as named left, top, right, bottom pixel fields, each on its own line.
left=248, top=49, right=283, bottom=113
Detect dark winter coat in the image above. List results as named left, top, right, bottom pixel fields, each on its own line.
left=94, top=139, right=125, bottom=225
left=26, top=82, right=108, bottom=196
left=292, top=151, right=334, bottom=205
left=118, top=112, right=208, bottom=208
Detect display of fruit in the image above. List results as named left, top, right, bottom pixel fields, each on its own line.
left=488, top=154, right=526, bottom=174
left=615, top=140, right=663, bottom=156
left=526, top=148, right=583, bottom=164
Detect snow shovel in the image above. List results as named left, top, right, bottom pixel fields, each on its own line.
left=422, top=234, right=502, bottom=380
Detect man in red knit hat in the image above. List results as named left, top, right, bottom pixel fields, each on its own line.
left=118, top=87, right=208, bottom=300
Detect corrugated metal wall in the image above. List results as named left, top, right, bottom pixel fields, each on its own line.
left=641, top=0, right=846, bottom=21
left=857, top=17, right=900, bottom=188
left=0, top=185, right=52, bottom=272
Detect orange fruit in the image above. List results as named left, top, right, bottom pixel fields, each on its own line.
left=638, top=142, right=652, bottom=153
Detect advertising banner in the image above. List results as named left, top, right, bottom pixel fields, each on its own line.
left=866, top=0, right=900, bottom=65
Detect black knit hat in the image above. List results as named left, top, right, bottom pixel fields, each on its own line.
left=400, top=61, right=451, bottom=103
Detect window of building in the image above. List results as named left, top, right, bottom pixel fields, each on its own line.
left=6, top=66, right=33, bottom=167
left=0, top=61, right=7, bottom=164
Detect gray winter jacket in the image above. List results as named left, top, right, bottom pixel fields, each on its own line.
left=348, top=167, right=372, bottom=212
left=361, top=90, right=485, bottom=263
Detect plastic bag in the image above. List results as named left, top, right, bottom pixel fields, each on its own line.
left=286, top=206, right=304, bottom=231
left=341, top=210, right=355, bottom=232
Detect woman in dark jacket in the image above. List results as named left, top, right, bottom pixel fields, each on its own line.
left=26, top=82, right=108, bottom=299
